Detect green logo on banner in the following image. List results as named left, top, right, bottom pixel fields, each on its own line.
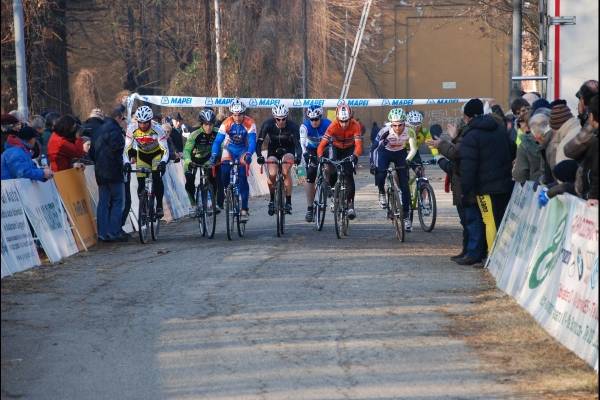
left=528, top=211, right=568, bottom=289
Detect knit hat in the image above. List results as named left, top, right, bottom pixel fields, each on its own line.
left=17, top=126, right=38, bottom=141
left=463, top=98, right=484, bottom=118
left=532, top=107, right=551, bottom=118
left=575, top=80, right=599, bottom=106
left=1, top=113, right=19, bottom=125
left=523, top=92, right=540, bottom=106
left=550, top=104, right=573, bottom=130
left=531, top=99, right=551, bottom=115
left=89, top=108, right=105, bottom=119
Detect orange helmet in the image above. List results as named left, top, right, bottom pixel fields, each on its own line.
left=336, top=102, right=352, bottom=122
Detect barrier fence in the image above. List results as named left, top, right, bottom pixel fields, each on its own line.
left=486, top=181, right=598, bottom=370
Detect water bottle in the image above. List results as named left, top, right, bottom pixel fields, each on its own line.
left=40, top=154, right=48, bottom=167
left=296, top=165, right=307, bottom=184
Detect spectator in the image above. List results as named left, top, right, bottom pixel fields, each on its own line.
left=41, top=112, right=61, bottom=156
left=30, top=115, right=45, bottom=134
left=370, top=121, right=380, bottom=145
left=1, top=113, right=21, bottom=153
left=509, top=97, right=530, bottom=144
left=169, top=113, right=185, bottom=154
left=460, top=98, right=514, bottom=264
left=47, top=114, right=86, bottom=172
left=564, top=94, right=599, bottom=203
left=82, top=108, right=105, bottom=142
left=88, top=105, right=129, bottom=242
left=547, top=101, right=579, bottom=170
left=1, top=126, right=53, bottom=181
left=162, top=122, right=180, bottom=162
left=8, top=109, right=28, bottom=126
left=512, top=109, right=544, bottom=183
left=575, top=80, right=599, bottom=127
left=528, top=107, right=553, bottom=183
left=522, top=92, right=540, bottom=107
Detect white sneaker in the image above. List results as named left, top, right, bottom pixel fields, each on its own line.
left=240, top=209, right=249, bottom=222
left=404, top=218, right=412, bottom=232
left=378, top=193, right=387, bottom=208
left=347, top=208, right=356, bottom=220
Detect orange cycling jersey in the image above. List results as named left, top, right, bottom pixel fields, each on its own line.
left=317, top=119, right=363, bottom=157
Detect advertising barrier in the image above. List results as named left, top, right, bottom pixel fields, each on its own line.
left=1, top=180, right=41, bottom=278
left=54, top=168, right=97, bottom=250
left=487, top=184, right=598, bottom=370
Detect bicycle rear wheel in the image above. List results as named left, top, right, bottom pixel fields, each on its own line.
left=150, top=196, right=160, bottom=241
left=314, top=182, right=327, bottom=231
left=389, top=185, right=405, bottom=242
left=341, top=187, right=349, bottom=237
left=333, top=184, right=343, bottom=239
left=418, top=182, right=437, bottom=232
left=276, top=179, right=285, bottom=237
left=138, top=191, right=150, bottom=244
left=195, top=185, right=206, bottom=237
left=204, top=185, right=216, bottom=239
left=225, top=188, right=234, bottom=241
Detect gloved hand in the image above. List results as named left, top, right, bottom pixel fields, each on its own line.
left=157, top=161, right=167, bottom=174
left=209, top=154, right=217, bottom=167
left=294, top=156, right=301, bottom=166
left=244, top=152, right=252, bottom=165
left=257, top=155, right=265, bottom=165
left=123, top=162, right=132, bottom=173
left=538, top=187, right=550, bottom=208
left=351, top=154, right=358, bottom=164
left=303, top=152, right=310, bottom=165
left=369, top=164, right=376, bottom=175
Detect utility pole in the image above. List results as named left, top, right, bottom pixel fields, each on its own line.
left=302, top=0, right=308, bottom=99
left=13, top=0, right=28, bottom=121
left=214, top=0, right=223, bottom=114
left=340, top=0, right=373, bottom=100
left=511, top=0, right=523, bottom=95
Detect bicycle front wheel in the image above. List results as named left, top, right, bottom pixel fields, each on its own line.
left=150, top=196, right=160, bottom=241
left=138, top=191, right=150, bottom=244
left=276, top=179, right=285, bottom=237
left=195, top=186, right=206, bottom=237
left=314, top=182, right=327, bottom=231
left=225, top=188, right=234, bottom=241
left=204, top=185, right=216, bottom=239
left=235, top=192, right=245, bottom=237
left=333, top=184, right=343, bottom=239
left=418, top=182, right=437, bottom=232
left=390, top=185, right=405, bottom=242
left=340, top=187, right=349, bottom=237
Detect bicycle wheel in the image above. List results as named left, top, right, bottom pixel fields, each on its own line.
left=418, top=182, right=437, bottom=232
left=340, top=186, right=349, bottom=237
left=235, top=192, right=245, bottom=237
left=150, top=195, right=160, bottom=241
left=225, top=187, right=233, bottom=241
left=390, top=185, right=405, bottom=242
left=195, top=185, right=206, bottom=237
left=314, top=182, right=327, bottom=231
left=276, top=178, right=285, bottom=237
left=204, top=185, right=217, bottom=239
left=138, top=191, right=150, bottom=244
left=333, top=183, right=343, bottom=239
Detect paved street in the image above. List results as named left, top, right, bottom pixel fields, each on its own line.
left=2, top=162, right=522, bottom=399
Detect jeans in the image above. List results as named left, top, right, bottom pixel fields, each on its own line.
left=97, top=182, right=125, bottom=240
left=464, top=205, right=486, bottom=260
left=456, top=204, right=469, bottom=254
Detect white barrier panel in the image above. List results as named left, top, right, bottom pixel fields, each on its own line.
left=163, top=162, right=191, bottom=220
left=487, top=188, right=598, bottom=370
left=16, top=179, right=78, bottom=263
left=248, top=152, right=270, bottom=197
left=1, top=180, right=41, bottom=277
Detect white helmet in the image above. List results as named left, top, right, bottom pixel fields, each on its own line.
left=406, top=110, right=424, bottom=126
left=336, top=102, right=352, bottom=122
left=229, top=98, right=246, bottom=114
left=134, top=105, right=153, bottom=122
left=272, top=104, right=289, bottom=118
left=306, top=105, right=323, bottom=119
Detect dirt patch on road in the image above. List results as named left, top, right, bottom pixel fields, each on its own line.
left=442, top=274, right=598, bottom=400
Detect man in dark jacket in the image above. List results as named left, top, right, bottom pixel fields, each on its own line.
left=460, top=98, right=514, bottom=263
left=81, top=108, right=105, bottom=142
left=88, top=105, right=128, bottom=242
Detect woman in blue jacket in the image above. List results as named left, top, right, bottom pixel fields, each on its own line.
left=1, top=126, right=53, bottom=181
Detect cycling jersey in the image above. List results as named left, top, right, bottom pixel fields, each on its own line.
left=413, top=126, right=439, bottom=156
left=183, top=126, right=218, bottom=170
left=299, top=118, right=332, bottom=152
left=123, top=121, right=169, bottom=166
left=257, top=118, right=302, bottom=158
left=212, top=115, right=257, bottom=160
left=317, top=119, right=363, bottom=157
left=371, top=124, right=417, bottom=161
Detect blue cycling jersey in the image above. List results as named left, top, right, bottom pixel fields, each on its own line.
left=300, top=118, right=332, bottom=150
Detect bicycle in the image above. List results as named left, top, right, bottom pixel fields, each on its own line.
left=128, top=167, right=160, bottom=244
left=408, top=159, right=437, bottom=232
left=312, top=155, right=328, bottom=231
left=261, top=148, right=294, bottom=237
left=384, top=162, right=406, bottom=242
left=321, top=155, right=355, bottom=239
left=190, top=161, right=216, bottom=239
left=219, top=159, right=247, bottom=241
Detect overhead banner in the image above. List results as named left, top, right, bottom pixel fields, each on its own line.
left=16, top=179, right=78, bottom=263
left=1, top=180, right=40, bottom=278
left=54, top=168, right=97, bottom=250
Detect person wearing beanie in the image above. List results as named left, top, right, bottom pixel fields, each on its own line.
left=1, top=126, right=52, bottom=181
left=458, top=98, right=514, bottom=266
left=513, top=109, right=544, bottom=184
left=546, top=101, right=581, bottom=170
left=522, top=92, right=540, bottom=106
left=530, top=98, right=551, bottom=116
left=82, top=107, right=106, bottom=142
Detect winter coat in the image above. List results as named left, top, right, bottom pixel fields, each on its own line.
left=437, top=127, right=467, bottom=206
left=564, top=124, right=599, bottom=200
left=460, top=114, right=514, bottom=199
left=47, top=132, right=85, bottom=172
left=82, top=117, right=105, bottom=142
left=88, top=118, right=125, bottom=185
left=0, top=135, right=46, bottom=181
left=546, top=116, right=580, bottom=170
left=512, top=132, right=543, bottom=183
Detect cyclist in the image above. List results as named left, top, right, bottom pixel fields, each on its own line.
left=123, top=105, right=169, bottom=218
left=370, top=108, right=417, bottom=231
left=406, top=110, right=439, bottom=171
left=300, top=105, right=332, bottom=222
left=183, top=109, right=219, bottom=207
left=256, top=104, right=301, bottom=215
left=316, top=101, right=362, bottom=220
left=209, top=98, right=257, bottom=222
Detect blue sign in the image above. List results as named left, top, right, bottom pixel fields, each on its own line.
left=215, top=98, right=233, bottom=105
left=258, top=98, right=280, bottom=106
left=206, top=98, right=214, bottom=106
left=302, top=99, right=325, bottom=106
left=161, top=96, right=170, bottom=105
left=347, top=99, right=369, bottom=106
left=249, top=98, right=258, bottom=107
left=293, top=99, right=302, bottom=107
left=382, top=99, right=391, bottom=106
left=169, top=97, right=193, bottom=105
left=390, top=99, right=414, bottom=106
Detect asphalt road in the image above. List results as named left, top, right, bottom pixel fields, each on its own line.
left=2, top=161, right=521, bottom=399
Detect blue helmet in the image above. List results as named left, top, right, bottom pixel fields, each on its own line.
left=306, top=105, right=324, bottom=119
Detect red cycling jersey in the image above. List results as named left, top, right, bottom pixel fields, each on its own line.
left=317, top=119, right=363, bottom=157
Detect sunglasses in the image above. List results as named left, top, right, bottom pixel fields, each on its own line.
left=339, top=119, right=350, bottom=124
left=275, top=117, right=287, bottom=122
left=309, top=118, right=321, bottom=122
left=391, top=123, right=404, bottom=128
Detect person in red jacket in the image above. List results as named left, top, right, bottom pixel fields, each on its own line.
left=47, top=115, right=86, bottom=172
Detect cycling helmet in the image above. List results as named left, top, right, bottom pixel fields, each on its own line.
left=306, top=105, right=323, bottom=119
left=272, top=104, right=289, bottom=118
left=387, top=108, right=406, bottom=123
left=406, top=110, right=424, bottom=126
left=198, top=108, right=216, bottom=124
left=336, top=102, right=352, bottom=122
left=229, top=98, right=246, bottom=114
left=134, top=105, right=153, bottom=122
